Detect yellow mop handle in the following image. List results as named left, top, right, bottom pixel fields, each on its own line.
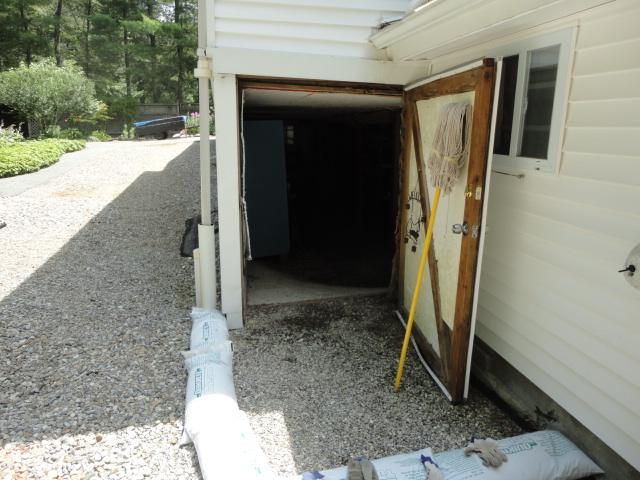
left=394, top=187, right=442, bottom=391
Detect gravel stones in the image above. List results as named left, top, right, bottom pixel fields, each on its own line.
left=0, top=139, right=204, bottom=479
left=0, top=138, right=522, bottom=479
left=233, top=296, right=523, bottom=478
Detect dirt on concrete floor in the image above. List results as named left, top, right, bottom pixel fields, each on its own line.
left=233, top=294, right=524, bottom=478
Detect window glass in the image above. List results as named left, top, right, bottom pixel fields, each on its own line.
left=518, top=45, right=560, bottom=159
left=493, top=55, right=519, bottom=155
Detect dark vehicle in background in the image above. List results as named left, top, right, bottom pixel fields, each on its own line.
left=134, top=116, right=186, bottom=139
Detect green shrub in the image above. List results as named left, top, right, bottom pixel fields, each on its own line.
left=185, top=111, right=215, bottom=135
left=121, top=124, right=135, bottom=140
left=59, top=128, right=85, bottom=140
left=0, top=139, right=86, bottom=178
left=44, top=125, right=63, bottom=138
left=108, top=96, right=139, bottom=126
left=0, top=122, right=24, bottom=144
left=0, top=59, right=100, bottom=133
left=88, top=130, right=112, bottom=142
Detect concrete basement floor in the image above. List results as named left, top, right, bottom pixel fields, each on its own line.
left=246, top=260, right=387, bottom=305
left=231, top=294, right=524, bottom=478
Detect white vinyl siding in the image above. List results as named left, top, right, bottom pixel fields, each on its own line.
left=475, top=2, right=640, bottom=470
left=212, top=0, right=409, bottom=59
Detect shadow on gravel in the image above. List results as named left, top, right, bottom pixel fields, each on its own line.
left=0, top=137, right=521, bottom=478
left=0, top=142, right=205, bottom=446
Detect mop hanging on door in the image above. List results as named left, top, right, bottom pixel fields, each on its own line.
left=394, top=102, right=471, bottom=391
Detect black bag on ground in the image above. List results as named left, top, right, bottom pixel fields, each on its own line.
left=180, top=214, right=200, bottom=257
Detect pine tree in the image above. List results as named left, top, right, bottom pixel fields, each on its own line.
left=0, top=0, right=199, bottom=124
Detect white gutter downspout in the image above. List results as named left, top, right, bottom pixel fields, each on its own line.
left=193, top=0, right=216, bottom=309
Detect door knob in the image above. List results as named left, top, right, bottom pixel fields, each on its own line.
left=452, top=222, right=469, bottom=235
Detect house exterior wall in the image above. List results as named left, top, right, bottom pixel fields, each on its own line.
left=211, top=0, right=409, bottom=59
left=426, top=1, right=640, bottom=470
left=203, top=0, right=640, bottom=470
left=207, top=0, right=422, bottom=328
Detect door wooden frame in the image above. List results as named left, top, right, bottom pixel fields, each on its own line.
left=398, top=59, right=496, bottom=403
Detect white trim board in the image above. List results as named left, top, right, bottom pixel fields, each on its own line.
left=464, top=58, right=502, bottom=399
left=210, top=47, right=429, bottom=85
left=371, top=0, right=614, bottom=61
left=404, top=59, right=484, bottom=91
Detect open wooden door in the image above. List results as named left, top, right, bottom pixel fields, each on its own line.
left=398, top=59, right=498, bottom=404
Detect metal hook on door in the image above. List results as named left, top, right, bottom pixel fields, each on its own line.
left=452, top=222, right=469, bottom=235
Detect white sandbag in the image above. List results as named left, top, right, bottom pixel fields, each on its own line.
left=295, top=448, right=434, bottom=480
left=193, top=410, right=276, bottom=480
left=433, top=430, right=603, bottom=480
left=181, top=341, right=238, bottom=445
left=190, top=307, right=228, bottom=350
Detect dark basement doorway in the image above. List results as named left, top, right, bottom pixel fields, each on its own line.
left=241, top=82, right=403, bottom=305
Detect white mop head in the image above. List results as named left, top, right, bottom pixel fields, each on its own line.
left=427, top=102, right=471, bottom=194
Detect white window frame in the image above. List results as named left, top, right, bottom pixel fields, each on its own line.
left=490, top=28, right=574, bottom=174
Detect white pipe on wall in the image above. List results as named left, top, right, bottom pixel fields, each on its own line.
left=198, top=225, right=217, bottom=310
left=194, top=0, right=216, bottom=308
left=198, top=72, right=212, bottom=226
left=193, top=248, right=202, bottom=307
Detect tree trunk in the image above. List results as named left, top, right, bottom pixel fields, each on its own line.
left=19, top=5, right=32, bottom=65
left=84, top=0, right=92, bottom=74
left=175, top=0, right=184, bottom=109
left=53, top=0, right=64, bottom=66
left=123, top=3, right=131, bottom=97
left=147, top=0, right=159, bottom=102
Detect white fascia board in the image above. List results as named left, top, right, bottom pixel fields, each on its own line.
left=371, top=0, right=615, bottom=61
left=210, top=47, right=428, bottom=85
left=223, top=0, right=408, bottom=12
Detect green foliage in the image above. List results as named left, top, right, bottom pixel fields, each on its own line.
left=108, top=95, right=139, bottom=126
left=0, top=122, right=25, bottom=144
left=184, top=111, right=215, bottom=135
left=44, top=125, right=62, bottom=138
left=0, top=138, right=85, bottom=177
left=88, top=130, right=112, bottom=142
left=59, top=128, right=85, bottom=140
left=186, top=111, right=199, bottom=134
left=0, top=0, right=52, bottom=68
left=0, top=1, right=200, bottom=128
left=121, top=124, right=135, bottom=140
left=0, top=59, right=100, bottom=132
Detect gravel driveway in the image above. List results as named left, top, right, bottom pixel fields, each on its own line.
left=0, top=139, right=203, bottom=479
left=0, top=138, right=522, bottom=479
left=234, top=297, right=523, bottom=478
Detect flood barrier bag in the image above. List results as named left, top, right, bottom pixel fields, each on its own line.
left=190, top=308, right=229, bottom=350
left=433, top=430, right=603, bottom=480
left=295, top=448, right=434, bottom=480
left=194, top=411, right=276, bottom=480
left=181, top=341, right=238, bottom=445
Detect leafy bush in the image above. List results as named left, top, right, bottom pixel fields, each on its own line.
left=44, top=126, right=85, bottom=140
left=44, top=125, right=62, bottom=138
left=59, top=128, right=86, bottom=140
left=0, top=59, right=100, bottom=133
left=121, top=124, right=136, bottom=140
left=185, top=111, right=215, bottom=135
left=88, top=130, right=112, bottom=142
left=0, top=139, right=86, bottom=178
left=186, top=112, right=199, bottom=134
left=108, top=95, right=139, bottom=126
left=0, top=122, right=24, bottom=144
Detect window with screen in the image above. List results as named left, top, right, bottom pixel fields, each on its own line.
left=491, top=30, right=572, bottom=172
